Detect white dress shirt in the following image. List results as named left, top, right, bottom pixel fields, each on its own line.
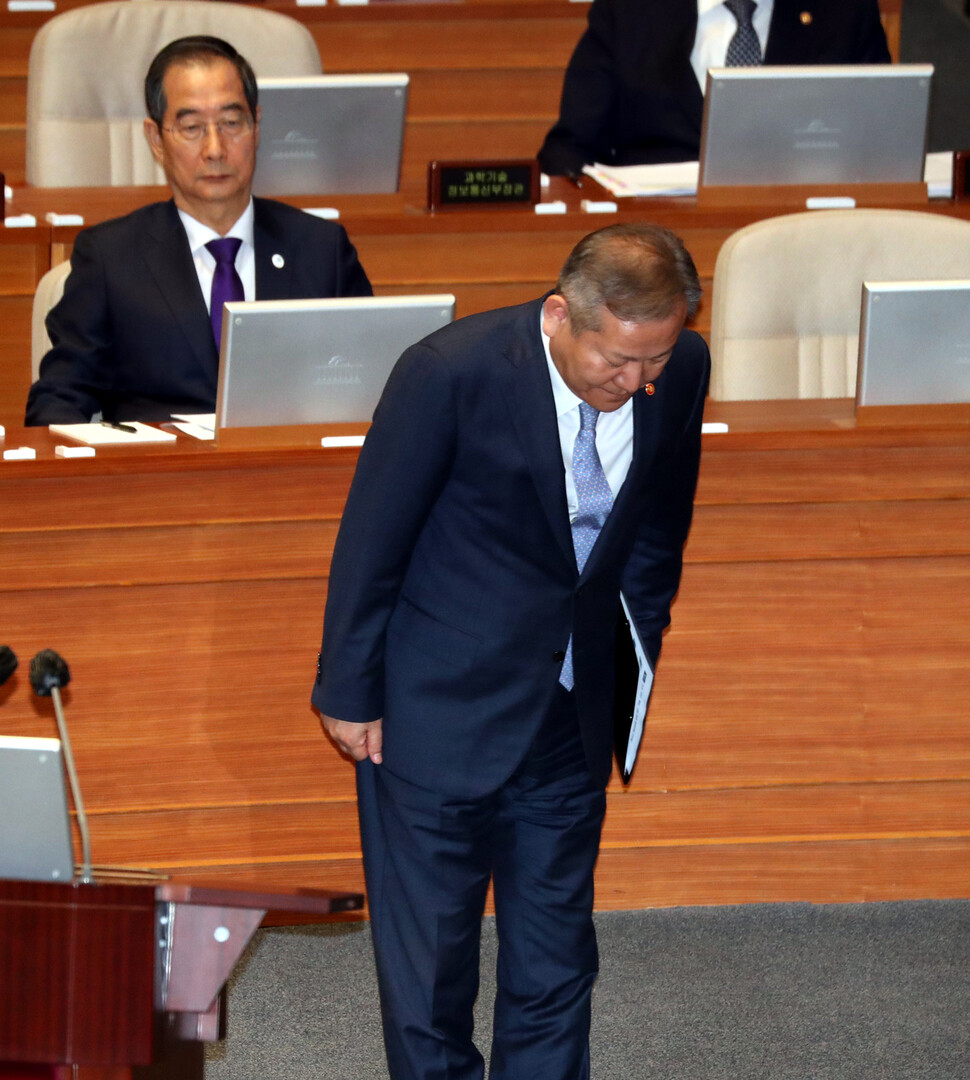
left=178, top=199, right=256, bottom=311
left=691, top=0, right=774, bottom=90
left=541, top=319, right=635, bottom=520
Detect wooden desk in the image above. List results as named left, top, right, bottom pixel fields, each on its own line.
left=4, top=182, right=970, bottom=431
left=1, top=402, right=968, bottom=910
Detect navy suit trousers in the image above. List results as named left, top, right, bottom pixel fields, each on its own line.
left=356, top=689, right=608, bottom=1080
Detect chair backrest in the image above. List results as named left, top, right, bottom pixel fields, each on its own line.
left=709, top=209, right=970, bottom=400
left=31, top=261, right=73, bottom=381
left=26, top=0, right=322, bottom=187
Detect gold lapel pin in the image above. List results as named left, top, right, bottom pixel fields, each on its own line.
left=800, top=11, right=813, bottom=24
left=644, top=383, right=656, bottom=396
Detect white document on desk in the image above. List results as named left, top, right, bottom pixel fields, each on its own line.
left=48, top=422, right=176, bottom=445
left=618, top=591, right=655, bottom=779
left=171, top=413, right=216, bottom=440
left=584, top=161, right=699, bottom=198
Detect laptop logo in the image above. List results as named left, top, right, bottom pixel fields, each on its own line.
left=270, top=130, right=320, bottom=161
left=793, top=118, right=841, bottom=151
left=315, top=354, right=364, bottom=387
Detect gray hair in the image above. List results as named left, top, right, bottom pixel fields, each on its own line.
left=556, top=223, right=702, bottom=334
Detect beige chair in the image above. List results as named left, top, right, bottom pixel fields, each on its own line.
left=31, top=260, right=73, bottom=381
left=708, top=209, right=970, bottom=400
left=26, top=0, right=322, bottom=187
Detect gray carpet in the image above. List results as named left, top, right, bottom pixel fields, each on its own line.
left=205, top=900, right=970, bottom=1079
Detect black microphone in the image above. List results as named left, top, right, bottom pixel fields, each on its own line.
left=28, top=648, right=70, bottom=695
left=0, top=645, right=17, bottom=687
left=28, top=648, right=91, bottom=883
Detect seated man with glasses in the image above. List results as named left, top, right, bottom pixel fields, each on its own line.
left=26, top=35, right=373, bottom=426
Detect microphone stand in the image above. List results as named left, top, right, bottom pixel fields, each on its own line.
left=50, top=684, right=93, bottom=884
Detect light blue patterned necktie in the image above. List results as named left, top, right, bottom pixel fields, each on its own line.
left=560, top=402, right=614, bottom=690
left=724, top=0, right=762, bottom=66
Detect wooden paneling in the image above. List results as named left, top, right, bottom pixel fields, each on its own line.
left=401, top=118, right=549, bottom=180
left=1, top=410, right=969, bottom=910
left=0, top=76, right=25, bottom=126
left=307, top=13, right=583, bottom=72
left=0, top=227, right=48, bottom=294
left=407, top=68, right=563, bottom=122
left=113, top=837, right=970, bottom=912
left=0, top=127, right=25, bottom=185
left=0, top=296, right=31, bottom=433
left=594, top=838, right=970, bottom=908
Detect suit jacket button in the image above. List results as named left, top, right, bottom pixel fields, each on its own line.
left=552, top=650, right=566, bottom=662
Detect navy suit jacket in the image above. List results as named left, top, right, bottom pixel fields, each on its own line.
left=312, top=297, right=710, bottom=797
left=25, top=197, right=372, bottom=425
left=538, top=0, right=893, bottom=175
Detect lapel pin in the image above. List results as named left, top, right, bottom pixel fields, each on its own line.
left=800, top=11, right=812, bottom=24
left=644, top=383, right=655, bottom=395
left=272, top=253, right=285, bottom=269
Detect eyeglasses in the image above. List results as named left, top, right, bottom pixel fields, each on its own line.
left=162, top=115, right=254, bottom=144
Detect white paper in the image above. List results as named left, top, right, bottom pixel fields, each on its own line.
left=584, top=161, right=699, bottom=198
left=48, top=422, right=176, bottom=445
left=619, top=592, right=654, bottom=778
left=924, top=151, right=954, bottom=200
left=170, top=413, right=215, bottom=440
left=171, top=422, right=215, bottom=441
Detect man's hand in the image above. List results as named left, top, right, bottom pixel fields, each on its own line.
left=319, top=714, right=383, bottom=765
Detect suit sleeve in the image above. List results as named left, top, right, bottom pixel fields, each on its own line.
left=330, top=222, right=373, bottom=298
left=311, top=342, right=457, bottom=722
left=25, top=230, right=114, bottom=425
left=851, top=0, right=892, bottom=62
left=620, top=334, right=710, bottom=666
left=538, top=0, right=618, bottom=175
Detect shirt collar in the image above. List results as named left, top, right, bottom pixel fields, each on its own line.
left=541, top=313, right=585, bottom=419
left=697, top=0, right=772, bottom=16
left=178, top=198, right=255, bottom=256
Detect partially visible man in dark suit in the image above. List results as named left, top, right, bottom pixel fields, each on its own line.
left=25, top=35, right=371, bottom=426
left=538, top=0, right=892, bottom=177
left=313, top=223, right=709, bottom=1079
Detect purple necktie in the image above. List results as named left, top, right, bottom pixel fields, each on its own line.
left=205, top=236, right=244, bottom=350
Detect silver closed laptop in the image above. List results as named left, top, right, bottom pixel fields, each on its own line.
left=253, top=74, right=409, bottom=196
left=856, top=280, right=970, bottom=407
left=700, top=64, right=933, bottom=187
left=217, top=294, right=456, bottom=429
left=0, top=735, right=74, bottom=882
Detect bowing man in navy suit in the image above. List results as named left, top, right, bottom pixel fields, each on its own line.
left=25, top=35, right=371, bottom=427
left=538, top=0, right=892, bottom=176
left=313, top=223, right=710, bottom=1079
